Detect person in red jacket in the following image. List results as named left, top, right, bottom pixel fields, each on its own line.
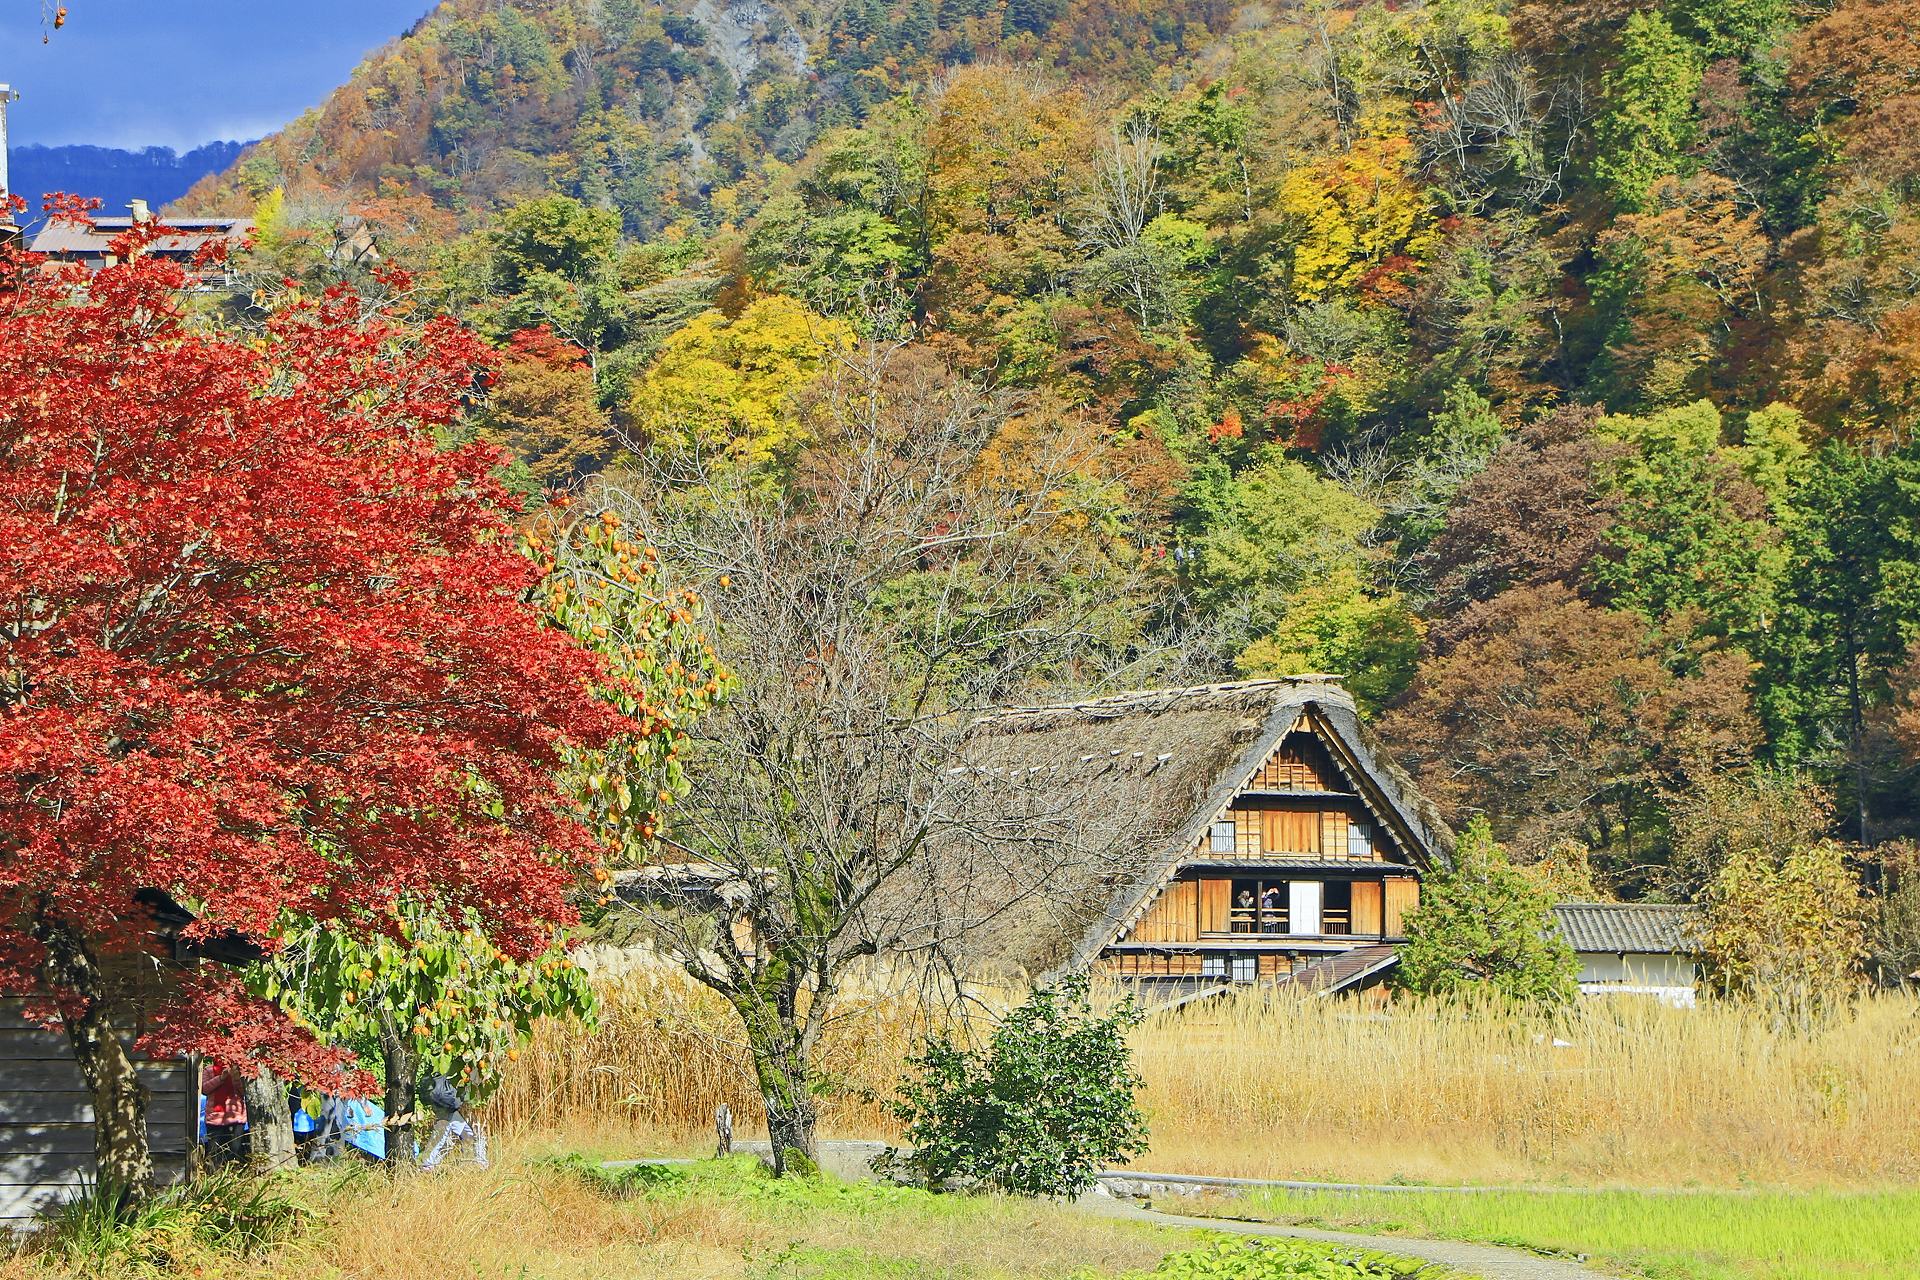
left=201, top=1060, right=248, bottom=1166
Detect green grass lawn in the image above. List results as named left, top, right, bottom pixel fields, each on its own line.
left=1216, top=1186, right=1920, bottom=1280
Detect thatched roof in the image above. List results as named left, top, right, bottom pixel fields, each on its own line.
left=938, top=677, right=1453, bottom=980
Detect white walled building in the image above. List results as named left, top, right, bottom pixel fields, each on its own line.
left=1553, top=902, right=1700, bottom=1008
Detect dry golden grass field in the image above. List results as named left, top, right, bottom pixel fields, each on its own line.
left=491, top=967, right=1920, bottom=1189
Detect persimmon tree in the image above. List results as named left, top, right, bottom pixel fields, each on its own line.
left=0, top=213, right=637, bottom=1195
left=259, top=906, right=595, bottom=1142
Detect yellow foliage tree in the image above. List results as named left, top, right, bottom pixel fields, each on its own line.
left=627, top=296, right=855, bottom=476
left=1274, top=131, right=1437, bottom=304
left=1702, top=839, right=1870, bottom=1030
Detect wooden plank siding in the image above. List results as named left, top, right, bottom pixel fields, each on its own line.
left=1100, top=952, right=1206, bottom=978
left=1126, top=880, right=1198, bottom=944
left=1351, top=880, right=1385, bottom=936
left=1198, top=878, right=1231, bottom=934
left=1221, top=804, right=1376, bottom=860
left=1251, top=734, right=1346, bottom=791
left=0, top=998, right=193, bottom=1230
left=1385, top=879, right=1420, bottom=936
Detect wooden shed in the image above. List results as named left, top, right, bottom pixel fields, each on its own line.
left=1, top=891, right=256, bottom=1229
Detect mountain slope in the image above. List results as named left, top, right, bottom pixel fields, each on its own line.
left=12, top=141, right=249, bottom=220
left=179, top=0, right=1233, bottom=232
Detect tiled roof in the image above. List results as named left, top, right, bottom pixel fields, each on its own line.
left=1553, top=902, right=1698, bottom=954
left=27, top=217, right=251, bottom=256
left=1275, top=943, right=1400, bottom=995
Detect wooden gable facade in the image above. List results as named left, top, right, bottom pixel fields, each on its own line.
left=1097, top=710, right=1429, bottom=990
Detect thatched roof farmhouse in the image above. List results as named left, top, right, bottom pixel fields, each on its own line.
left=937, top=677, right=1454, bottom=999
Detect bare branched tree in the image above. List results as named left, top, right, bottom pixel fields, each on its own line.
left=1074, top=125, right=1183, bottom=328
left=601, top=342, right=1161, bottom=1169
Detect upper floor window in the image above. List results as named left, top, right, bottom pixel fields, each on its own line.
left=1229, top=878, right=1290, bottom=934
left=1210, top=820, right=1237, bottom=854
left=1348, top=821, right=1374, bottom=859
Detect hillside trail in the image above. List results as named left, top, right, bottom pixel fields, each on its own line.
left=1078, top=1194, right=1619, bottom=1280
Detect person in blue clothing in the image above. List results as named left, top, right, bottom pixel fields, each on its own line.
left=298, top=1091, right=387, bottom=1163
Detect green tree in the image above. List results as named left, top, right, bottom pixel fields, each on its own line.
left=485, top=196, right=629, bottom=355
left=1755, top=443, right=1920, bottom=836
left=1592, top=13, right=1704, bottom=209
left=1732, top=403, right=1812, bottom=515
left=1589, top=400, right=1783, bottom=647
left=1180, top=453, right=1379, bottom=639
left=1395, top=818, right=1580, bottom=1005
left=257, top=905, right=595, bottom=1163
left=893, top=977, right=1148, bottom=1197
left=1393, top=380, right=1508, bottom=551
left=1236, top=567, right=1424, bottom=715
left=1668, top=0, right=1792, bottom=62
left=492, top=195, right=622, bottom=290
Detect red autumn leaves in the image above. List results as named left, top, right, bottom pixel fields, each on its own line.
left=0, top=218, right=632, bottom=1076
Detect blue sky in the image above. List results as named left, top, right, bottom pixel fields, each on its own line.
left=1, top=2, right=430, bottom=150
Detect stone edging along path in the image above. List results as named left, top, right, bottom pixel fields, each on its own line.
left=1078, top=1195, right=1616, bottom=1280
left=605, top=1146, right=1620, bottom=1280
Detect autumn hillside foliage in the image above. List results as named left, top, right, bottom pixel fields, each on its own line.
left=182, top=0, right=1920, bottom=966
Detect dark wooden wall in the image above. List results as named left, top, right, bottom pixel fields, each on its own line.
left=0, top=996, right=192, bottom=1231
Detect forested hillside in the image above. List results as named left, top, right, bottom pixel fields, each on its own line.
left=8, top=140, right=247, bottom=219
left=188, top=0, right=1920, bottom=917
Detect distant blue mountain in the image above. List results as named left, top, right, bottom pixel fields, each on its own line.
left=7, top=140, right=252, bottom=222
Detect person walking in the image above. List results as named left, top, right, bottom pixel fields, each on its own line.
left=420, top=1073, right=488, bottom=1170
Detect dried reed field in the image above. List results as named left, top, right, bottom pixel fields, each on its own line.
left=488, top=964, right=1920, bottom=1189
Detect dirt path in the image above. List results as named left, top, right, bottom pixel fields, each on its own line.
left=1080, top=1195, right=1618, bottom=1280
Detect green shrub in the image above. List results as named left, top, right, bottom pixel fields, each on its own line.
left=1142, top=1237, right=1461, bottom=1279
left=892, top=975, right=1149, bottom=1197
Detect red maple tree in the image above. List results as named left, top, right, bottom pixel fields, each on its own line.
left=0, top=207, right=633, bottom=1190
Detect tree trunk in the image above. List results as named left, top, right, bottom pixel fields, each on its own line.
left=244, top=1069, right=297, bottom=1172
left=379, top=1021, right=419, bottom=1167
left=763, top=1074, right=818, bottom=1176
left=743, top=1011, right=817, bottom=1174
left=34, top=918, right=153, bottom=1200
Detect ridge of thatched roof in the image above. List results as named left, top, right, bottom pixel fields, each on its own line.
left=947, top=677, right=1452, bottom=981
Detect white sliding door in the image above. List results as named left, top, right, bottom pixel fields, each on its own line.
left=1289, top=880, right=1323, bottom=936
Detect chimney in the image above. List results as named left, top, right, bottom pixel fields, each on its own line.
left=130, top=198, right=151, bottom=224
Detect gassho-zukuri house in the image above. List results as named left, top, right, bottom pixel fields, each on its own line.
left=952, top=677, right=1455, bottom=1002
